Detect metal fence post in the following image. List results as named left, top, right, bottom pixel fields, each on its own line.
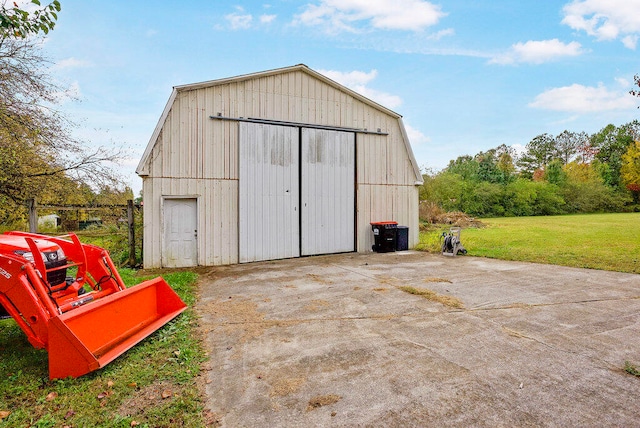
left=127, top=199, right=136, bottom=267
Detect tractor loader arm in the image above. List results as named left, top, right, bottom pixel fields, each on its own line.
left=0, top=232, right=187, bottom=379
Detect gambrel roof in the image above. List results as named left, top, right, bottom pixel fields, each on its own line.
left=136, top=64, right=422, bottom=184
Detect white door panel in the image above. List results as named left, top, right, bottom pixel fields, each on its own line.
left=239, top=122, right=300, bottom=263
left=301, top=128, right=355, bottom=256
left=163, top=198, right=197, bottom=267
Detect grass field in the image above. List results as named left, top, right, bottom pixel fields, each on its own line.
left=419, top=213, right=640, bottom=274
left=0, top=270, right=205, bottom=427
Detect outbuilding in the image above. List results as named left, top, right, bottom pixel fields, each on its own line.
left=136, top=64, right=423, bottom=268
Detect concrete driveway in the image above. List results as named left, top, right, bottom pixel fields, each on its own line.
left=196, top=252, right=640, bottom=427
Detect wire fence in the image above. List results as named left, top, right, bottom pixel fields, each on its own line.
left=24, top=199, right=143, bottom=267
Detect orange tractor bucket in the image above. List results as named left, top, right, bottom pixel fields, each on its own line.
left=0, top=232, right=188, bottom=379
left=47, top=277, right=186, bottom=379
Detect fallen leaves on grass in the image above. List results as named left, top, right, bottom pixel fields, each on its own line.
left=0, top=411, right=10, bottom=420
left=45, top=391, right=58, bottom=401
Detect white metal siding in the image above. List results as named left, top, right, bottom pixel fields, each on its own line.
left=356, top=184, right=419, bottom=252
left=239, top=122, right=300, bottom=263
left=301, top=128, right=355, bottom=256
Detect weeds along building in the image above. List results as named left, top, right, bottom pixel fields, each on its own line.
left=136, top=64, right=423, bottom=268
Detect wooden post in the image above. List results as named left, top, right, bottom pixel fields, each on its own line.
left=127, top=199, right=136, bottom=267
left=28, top=198, right=38, bottom=233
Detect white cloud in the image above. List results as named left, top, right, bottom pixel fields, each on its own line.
left=428, top=28, right=454, bottom=41
left=490, top=39, right=584, bottom=65
left=52, top=57, right=92, bottom=70
left=294, top=0, right=446, bottom=33
left=622, top=34, right=638, bottom=49
left=404, top=123, right=430, bottom=146
left=225, top=11, right=253, bottom=30
left=529, top=83, right=636, bottom=112
left=321, top=69, right=378, bottom=87
left=260, top=14, right=276, bottom=24
left=319, top=68, right=403, bottom=108
left=562, top=0, right=640, bottom=49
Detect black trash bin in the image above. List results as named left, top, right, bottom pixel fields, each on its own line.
left=396, top=226, right=409, bottom=251
left=371, top=221, right=398, bottom=253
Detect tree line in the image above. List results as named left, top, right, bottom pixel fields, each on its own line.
left=0, top=1, right=127, bottom=228
left=420, top=121, right=640, bottom=218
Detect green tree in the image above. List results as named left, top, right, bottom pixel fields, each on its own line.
left=0, top=3, right=124, bottom=226
left=517, top=133, right=557, bottom=178
left=621, top=141, right=640, bottom=203
left=555, top=130, right=586, bottom=164
left=544, top=159, right=567, bottom=186
left=591, top=124, right=634, bottom=189
left=421, top=171, right=465, bottom=212
left=446, top=155, right=479, bottom=181
left=0, top=0, right=61, bottom=38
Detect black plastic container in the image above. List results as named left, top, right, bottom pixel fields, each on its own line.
left=396, top=226, right=409, bottom=251
left=371, top=221, right=398, bottom=253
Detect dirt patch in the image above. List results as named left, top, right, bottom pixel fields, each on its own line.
left=203, top=298, right=268, bottom=343
left=398, top=286, right=464, bottom=309
left=304, top=300, right=330, bottom=312
left=270, top=377, right=307, bottom=397
left=118, top=380, right=183, bottom=418
left=307, top=394, right=342, bottom=411
left=306, top=273, right=334, bottom=285
left=424, top=277, right=452, bottom=283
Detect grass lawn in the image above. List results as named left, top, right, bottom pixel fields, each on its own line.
left=420, top=212, right=640, bottom=274
left=0, top=270, right=206, bottom=427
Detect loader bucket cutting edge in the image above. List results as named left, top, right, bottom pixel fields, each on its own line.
left=47, top=277, right=187, bottom=379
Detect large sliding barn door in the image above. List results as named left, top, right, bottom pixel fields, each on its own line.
left=239, top=123, right=355, bottom=262
left=301, top=128, right=355, bottom=256
left=239, top=122, right=300, bottom=263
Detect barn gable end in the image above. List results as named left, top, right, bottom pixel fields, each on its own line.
left=137, top=64, right=423, bottom=268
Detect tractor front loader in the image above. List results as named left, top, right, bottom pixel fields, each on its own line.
left=0, top=231, right=187, bottom=379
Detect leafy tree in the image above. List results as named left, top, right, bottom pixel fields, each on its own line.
left=466, top=181, right=504, bottom=217
left=631, top=74, right=640, bottom=104
left=621, top=141, right=640, bottom=203
left=544, top=159, right=567, bottom=186
left=591, top=124, right=634, bottom=188
left=446, top=155, right=479, bottom=181
left=495, top=145, right=516, bottom=181
left=555, top=130, right=586, bottom=164
left=0, top=0, right=61, bottom=38
left=0, top=3, right=124, bottom=225
left=421, top=171, right=465, bottom=212
left=517, top=133, right=556, bottom=178
left=530, top=182, right=565, bottom=215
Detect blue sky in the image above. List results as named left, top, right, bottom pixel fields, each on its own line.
left=37, top=0, right=640, bottom=194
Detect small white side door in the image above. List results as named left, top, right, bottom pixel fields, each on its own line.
left=163, top=198, right=198, bottom=267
